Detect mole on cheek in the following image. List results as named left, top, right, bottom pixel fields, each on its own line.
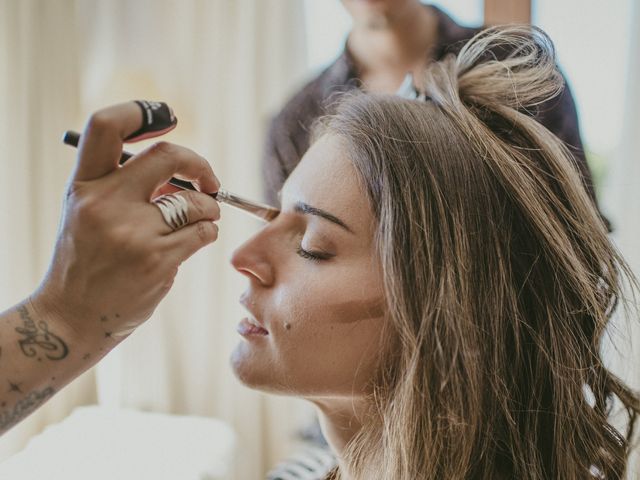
left=284, top=322, right=292, bottom=331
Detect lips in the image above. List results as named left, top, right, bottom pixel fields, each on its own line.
left=239, top=294, right=269, bottom=335
left=237, top=317, right=269, bottom=337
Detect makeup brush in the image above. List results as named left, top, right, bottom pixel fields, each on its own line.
left=62, top=130, right=280, bottom=222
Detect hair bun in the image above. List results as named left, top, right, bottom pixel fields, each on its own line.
left=420, top=25, right=564, bottom=113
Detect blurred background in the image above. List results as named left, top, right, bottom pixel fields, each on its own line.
left=0, top=0, right=638, bottom=478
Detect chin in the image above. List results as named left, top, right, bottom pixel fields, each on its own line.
left=230, top=342, right=308, bottom=397
left=230, top=342, right=258, bottom=384
left=230, top=342, right=279, bottom=393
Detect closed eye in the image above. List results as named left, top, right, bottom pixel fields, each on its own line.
left=296, top=245, right=334, bottom=262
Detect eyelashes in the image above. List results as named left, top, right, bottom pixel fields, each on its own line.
left=296, top=245, right=334, bottom=262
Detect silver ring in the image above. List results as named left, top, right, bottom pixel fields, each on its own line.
left=152, top=193, right=189, bottom=231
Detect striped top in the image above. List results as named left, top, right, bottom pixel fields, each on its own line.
left=267, top=446, right=337, bottom=480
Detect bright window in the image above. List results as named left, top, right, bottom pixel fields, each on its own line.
left=533, top=0, right=635, bottom=189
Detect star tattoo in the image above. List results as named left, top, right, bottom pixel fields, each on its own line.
left=8, top=382, right=23, bottom=394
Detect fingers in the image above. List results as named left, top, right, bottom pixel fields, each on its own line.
left=163, top=220, right=220, bottom=262
left=152, top=190, right=221, bottom=235
left=121, top=141, right=220, bottom=198
left=72, top=102, right=143, bottom=182
left=152, top=183, right=183, bottom=199
left=72, top=101, right=178, bottom=182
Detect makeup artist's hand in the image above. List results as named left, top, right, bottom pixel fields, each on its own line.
left=0, top=101, right=222, bottom=435
left=31, top=101, right=221, bottom=346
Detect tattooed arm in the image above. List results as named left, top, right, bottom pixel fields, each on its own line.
left=0, top=101, right=221, bottom=434
left=0, top=301, right=94, bottom=434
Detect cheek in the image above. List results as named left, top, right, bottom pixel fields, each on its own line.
left=266, top=267, right=386, bottom=396
left=273, top=267, right=384, bottom=332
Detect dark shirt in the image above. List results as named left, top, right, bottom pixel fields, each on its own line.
left=262, top=4, right=606, bottom=228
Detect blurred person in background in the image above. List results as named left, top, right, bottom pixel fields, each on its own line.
left=262, top=0, right=607, bottom=229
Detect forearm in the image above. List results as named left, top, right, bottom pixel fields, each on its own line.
left=0, top=298, right=117, bottom=435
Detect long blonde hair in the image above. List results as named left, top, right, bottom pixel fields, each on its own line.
left=318, top=26, right=640, bottom=479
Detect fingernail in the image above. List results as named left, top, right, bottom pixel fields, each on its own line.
left=125, top=101, right=178, bottom=142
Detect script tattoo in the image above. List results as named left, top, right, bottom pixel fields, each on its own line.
left=16, top=306, right=68, bottom=360
left=0, top=386, right=55, bottom=432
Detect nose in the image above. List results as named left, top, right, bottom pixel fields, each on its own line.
left=231, top=233, right=275, bottom=287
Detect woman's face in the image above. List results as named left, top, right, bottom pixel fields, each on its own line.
left=230, top=134, right=386, bottom=400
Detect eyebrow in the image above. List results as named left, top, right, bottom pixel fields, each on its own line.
left=293, top=201, right=354, bottom=233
